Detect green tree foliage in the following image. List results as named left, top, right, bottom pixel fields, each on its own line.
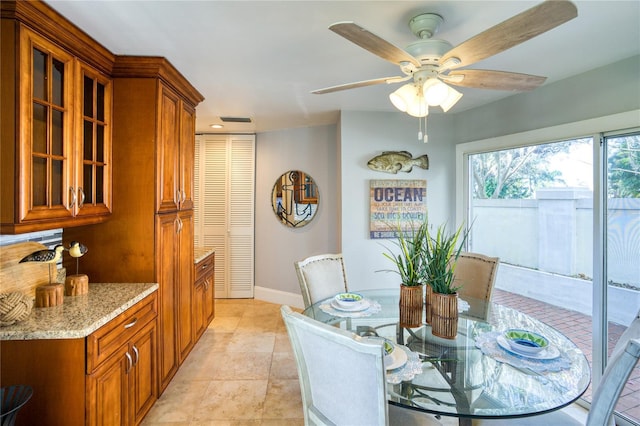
left=472, top=140, right=586, bottom=199
left=608, top=135, right=640, bottom=198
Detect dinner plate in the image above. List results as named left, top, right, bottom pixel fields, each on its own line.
left=330, top=298, right=370, bottom=312
left=496, top=334, right=560, bottom=360
left=334, top=292, right=364, bottom=308
left=385, top=344, right=408, bottom=370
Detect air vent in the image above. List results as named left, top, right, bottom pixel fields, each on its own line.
left=219, top=116, right=252, bottom=123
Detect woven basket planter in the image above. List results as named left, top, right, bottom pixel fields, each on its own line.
left=399, top=284, right=423, bottom=328
left=430, top=291, right=458, bottom=339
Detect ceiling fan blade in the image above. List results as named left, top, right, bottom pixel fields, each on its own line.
left=440, top=0, right=578, bottom=70
left=444, top=70, right=546, bottom=91
left=311, top=76, right=408, bottom=94
left=329, top=22, right=421, bottom=68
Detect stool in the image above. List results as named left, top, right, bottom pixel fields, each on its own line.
left=0, top=385, right=33, bottom=426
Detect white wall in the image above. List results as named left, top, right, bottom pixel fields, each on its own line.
left=338, top=110, right=457, bottom=291
left=254, top=125, right=338, bottom=306
left=253, top=55, right=640, bottom=306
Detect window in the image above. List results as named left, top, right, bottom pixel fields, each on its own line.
left=458, top=120, right=639, bottom=425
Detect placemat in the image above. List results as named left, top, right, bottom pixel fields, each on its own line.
left=319, top=299, right=382, bottom=318
left=476, top=331, right=572, bottom=373
left=386, top=345, right=424, bottom=384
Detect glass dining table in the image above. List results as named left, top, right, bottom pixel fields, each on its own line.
left=302, top=289, right=591, bottom=425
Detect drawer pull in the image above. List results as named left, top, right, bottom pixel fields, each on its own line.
left=125, top=352, right=133, bottom=374
left=124, top=317, right=138, bottom=329
left=200, top=263, right=210, bottom=270
left=132, top=345, right=139, bottom=366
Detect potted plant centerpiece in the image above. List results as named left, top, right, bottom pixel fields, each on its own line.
left=379, top=220, right=428, bottom=328
left=423, top=223, right=468, bottom=339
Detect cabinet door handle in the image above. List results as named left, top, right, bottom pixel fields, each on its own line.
left=203, top=278, right=209, bottom=291
left=132, top=344, right=139, bottom=366
left=78, top=187, right=85, bottom=208
left=175, top=188, right=180, bottom=206
left=125, top=352, right=133, bottom=374
left=181, top=190, right=186, bottom=203
left=124, top=317, right=138, bottom=329
left=68, top=186, right=77, bottom=209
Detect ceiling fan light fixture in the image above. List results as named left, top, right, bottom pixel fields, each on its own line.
left=439, top=85, right=463, bottom=112
left=423, top=78, right=449, bottom=106
left=406, top=100, right=429, bottom=118
left=389, top=83, right=418, bottom=112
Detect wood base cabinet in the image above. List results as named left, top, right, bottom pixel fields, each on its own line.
left=194, top=252, right=215, bottom=339
left=0, top=293, right=157, bottom=426
left=87, top=320, right=157, bottom=426
left=87, top=292, right=158, bottom=426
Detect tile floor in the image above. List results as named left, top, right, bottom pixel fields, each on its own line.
left=141, top=299, right=305, bottom=425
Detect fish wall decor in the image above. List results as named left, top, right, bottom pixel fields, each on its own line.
left=367, top=151, right=429, bottom=174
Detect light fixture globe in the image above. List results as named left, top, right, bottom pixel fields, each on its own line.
left=406, top=98, right=429, bottom=118
left=423, top=78, right=449, bottom=106
left=389, top=84, right=419, bottom=112
left=440, top=85, right=463, bottom=112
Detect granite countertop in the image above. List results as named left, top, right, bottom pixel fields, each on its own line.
left=194, top=246, right=215, bottom=264
left=0, top=282, right=158, bottom=341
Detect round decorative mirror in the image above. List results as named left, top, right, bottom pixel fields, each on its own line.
left=271, top=170, right=319, bottom=228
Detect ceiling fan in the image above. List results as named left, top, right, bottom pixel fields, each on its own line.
left=312, top=0, right=578, bottom=118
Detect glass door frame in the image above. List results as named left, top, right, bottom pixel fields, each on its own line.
left=455, top=110, right=639, bottom=423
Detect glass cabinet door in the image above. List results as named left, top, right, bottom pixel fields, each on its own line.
left=76, top=63, right=112, bottom=217
left=19, top=27, right=74, bottom=223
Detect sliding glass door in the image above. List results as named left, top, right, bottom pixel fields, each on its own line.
left=604, top=131, right=640, bottom=425
left=465, top=130, right=639, bottom=425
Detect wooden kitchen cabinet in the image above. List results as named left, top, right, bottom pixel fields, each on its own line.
left=0, top=291, right=157, bottom=426
left=177, top=211, right=195, bottom=363
left=87, top=321, right=157, bottom=426
left=0, top=2, right=113, bottom=233
left=64, top=55, right=204, bottom=394
left=74, top=61, right=113, bottom=220
left=194, top=252, right=216, bottom=339
left=86, top=292, right=157, bottom=426
left=155, top=210, right=195, bottom=390
left=157, top=84, right=196, bottom=213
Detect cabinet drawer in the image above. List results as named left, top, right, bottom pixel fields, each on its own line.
left=87, top=292, right=157, bottom=373
left=195, top=253, right=214, bottom=282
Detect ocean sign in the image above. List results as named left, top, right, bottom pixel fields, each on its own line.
left=370, top=179, right=427, bottom=239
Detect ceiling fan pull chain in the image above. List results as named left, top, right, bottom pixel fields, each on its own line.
left=418, top=115, right=428, bottom=143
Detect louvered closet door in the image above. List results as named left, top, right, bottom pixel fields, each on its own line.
left=194, top=134, right=255, bottom=298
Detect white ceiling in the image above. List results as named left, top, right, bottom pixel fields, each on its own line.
left=46, top=1, right=640, bottom=134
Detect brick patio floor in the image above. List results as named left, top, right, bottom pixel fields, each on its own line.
left=493, top=288, right=639, bottom=422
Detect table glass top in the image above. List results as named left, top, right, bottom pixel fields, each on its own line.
left=302, top=288, right=591, bottom=420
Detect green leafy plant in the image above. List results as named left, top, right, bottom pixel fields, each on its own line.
left=378, top=220, right=428, bottom=287
left=423, top=223, right=469, bottom=294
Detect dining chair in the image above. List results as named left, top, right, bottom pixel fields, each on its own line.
left=474, top=309, right=640, bottom=426
left=453, top=252, right=499, bottom=302
left=294, top=253, right=349, bottom=309
left=281, top=305, right=442, bottom=426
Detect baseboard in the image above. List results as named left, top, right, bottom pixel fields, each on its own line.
left=254, top=286, right=305, bottom=310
